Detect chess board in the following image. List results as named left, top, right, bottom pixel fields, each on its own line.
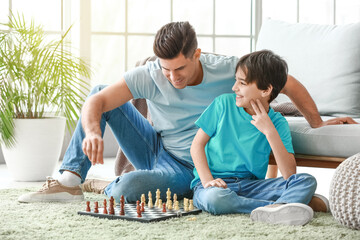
left=78, top=204, right=202, bottom=223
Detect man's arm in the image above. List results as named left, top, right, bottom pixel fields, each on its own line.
left=81, top=78, right=133, bottom=165
left=190, top=129, right=227, bottom=188
left=282, top=75, right=358, bottom=128
left=251, top=100, right=296, bottom=179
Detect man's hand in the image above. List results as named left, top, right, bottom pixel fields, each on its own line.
left=314, top=117, right=359, bottom=128
left=203, top=178, right=227, bottom=189
left=250, top=99, right=276, bottom=136
left=82, top=134, right=104, bottom=165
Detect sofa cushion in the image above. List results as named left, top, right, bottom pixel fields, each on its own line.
left=286, top=117, right=360, bottom=157
left=256, top=20, right=360, bottom=117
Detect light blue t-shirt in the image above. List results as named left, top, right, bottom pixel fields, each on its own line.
left=124, top=54, right=239, bottom=165
left=191, top=93, right=294, bottom=189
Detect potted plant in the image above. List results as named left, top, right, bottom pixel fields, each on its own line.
left=0, top=13, right=91, bottom=181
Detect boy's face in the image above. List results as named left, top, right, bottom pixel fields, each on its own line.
left=232, top=68, right=270, bottom=114
left=159, top=49, right=202, bottom=89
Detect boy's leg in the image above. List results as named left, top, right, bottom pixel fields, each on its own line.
left=193, top=182, right=273, bottom=215
left=193, top=174, right=317, bottom=225
left=237, top=173, right=317, bottom=205
left=193, top=173, right=317, bottom=214
left=19, top=85, right=162, bottom=202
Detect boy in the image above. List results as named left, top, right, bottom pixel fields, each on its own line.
left=190, top=50, right=318, bottom=226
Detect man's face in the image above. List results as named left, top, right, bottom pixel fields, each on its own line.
left=159, top=50, right=202, bottom=89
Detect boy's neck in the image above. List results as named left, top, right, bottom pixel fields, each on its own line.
left=244, top=101, right=270, bottom=116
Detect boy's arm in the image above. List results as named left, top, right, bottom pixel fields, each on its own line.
left=251, top=100, right=296, bottom=179
left=282, top=75, right=358, bottom=128
left=190, top=129, right=227, bottom=188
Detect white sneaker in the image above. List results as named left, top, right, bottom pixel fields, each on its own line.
left=250, top=203, right=314, bottom=226
left=18, top=177, right=84, bottom=203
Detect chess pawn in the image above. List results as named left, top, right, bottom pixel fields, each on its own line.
left=184, top=205, right=189, bottom=212
left=174, top=201, right=180, bottom=210
left=86, top=201, right=91, bottom=212
left=94, top=201, right=99, bottom=213
left=158, top=199, right=163, bottom=208
left=103, top=199, right=108, bottom=214
left=167, top=200, right=173, bottom=210
left=183, top=198, right=189, bottom=212
left=189, top=200, right=194, bottom=211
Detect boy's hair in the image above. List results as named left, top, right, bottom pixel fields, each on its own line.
left=153, top=21, right=198, bottom=59
left=236, top=50, right=288, bottom=103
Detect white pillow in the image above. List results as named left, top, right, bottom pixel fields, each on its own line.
left=256, top=20, right=360, bottom=117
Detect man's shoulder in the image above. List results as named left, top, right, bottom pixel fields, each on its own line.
left=200, top=53, right=239, bottom=66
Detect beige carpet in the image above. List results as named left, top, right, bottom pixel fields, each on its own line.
left=1, top=188, right=359, bottom=240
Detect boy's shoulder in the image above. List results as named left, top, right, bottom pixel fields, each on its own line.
left=269, top=108, right=291, bottom=131
left=215, top=93, right=235, bottom=100
left=213, top=93, right=236, bottom=106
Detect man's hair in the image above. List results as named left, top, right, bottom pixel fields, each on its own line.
left=236, top=50, right=288, bottom=103
left=153, top=21, right=198, bottom=59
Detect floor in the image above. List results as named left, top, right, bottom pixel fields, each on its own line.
left=0, top=158, right=335, bottom=199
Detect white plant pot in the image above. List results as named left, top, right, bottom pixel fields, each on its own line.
left=1, top=117, right=66, bottom=181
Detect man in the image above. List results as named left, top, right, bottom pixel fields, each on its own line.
left=18, top=21, right=356, bottom=204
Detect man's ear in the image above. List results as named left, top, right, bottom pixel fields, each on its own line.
left=193, top=48, right=201, bottom=59
left=261, top=85, right=273, bottom=98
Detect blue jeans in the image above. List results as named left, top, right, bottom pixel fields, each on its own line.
left=60, top=85, right=194, bottom=203
left=193, top=173, right=317, bottom=215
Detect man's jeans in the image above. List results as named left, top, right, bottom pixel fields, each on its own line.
left=193, top=173, right=317, bottom=215
left=60, top=85, right=194, bottom=203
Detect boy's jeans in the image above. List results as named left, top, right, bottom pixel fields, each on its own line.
left=193, top=173, right=317, bottom=215
left=59, top=85, right=194, bottom=202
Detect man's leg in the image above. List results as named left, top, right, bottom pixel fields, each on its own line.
left=104, top=143, right=194, bottom=203
left=18, top=85, right=161, bottom=202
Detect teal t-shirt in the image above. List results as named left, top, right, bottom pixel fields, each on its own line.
left=124, top=54, right=239, bottom=165
left=190, top=93, right=294, bottom=189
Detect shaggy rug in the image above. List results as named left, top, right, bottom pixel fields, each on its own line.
left=0, top=188, right=359, bottom=240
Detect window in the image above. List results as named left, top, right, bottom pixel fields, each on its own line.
left=2, top=0, right=359, bottom=87
left=262, top=0, right=360, bottom=25
left=88, top=0, right=255, bottom=86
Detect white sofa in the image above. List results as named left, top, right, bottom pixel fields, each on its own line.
left=256, top=20, right=360, bottom=168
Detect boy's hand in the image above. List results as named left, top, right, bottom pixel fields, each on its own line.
left=250, top=99, right=276, bottom=136
left=203, top=178, right=227, bottom=189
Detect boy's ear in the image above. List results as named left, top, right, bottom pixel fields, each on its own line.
left=261, top=85, right=273, bottom=98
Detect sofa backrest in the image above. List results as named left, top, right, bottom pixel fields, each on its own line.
left=256, top=19, right=360, bottom=117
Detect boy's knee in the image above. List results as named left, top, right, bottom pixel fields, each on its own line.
left=293, top=173, right=317, bottom=191
left=197, top=188, right=235, bottom=215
